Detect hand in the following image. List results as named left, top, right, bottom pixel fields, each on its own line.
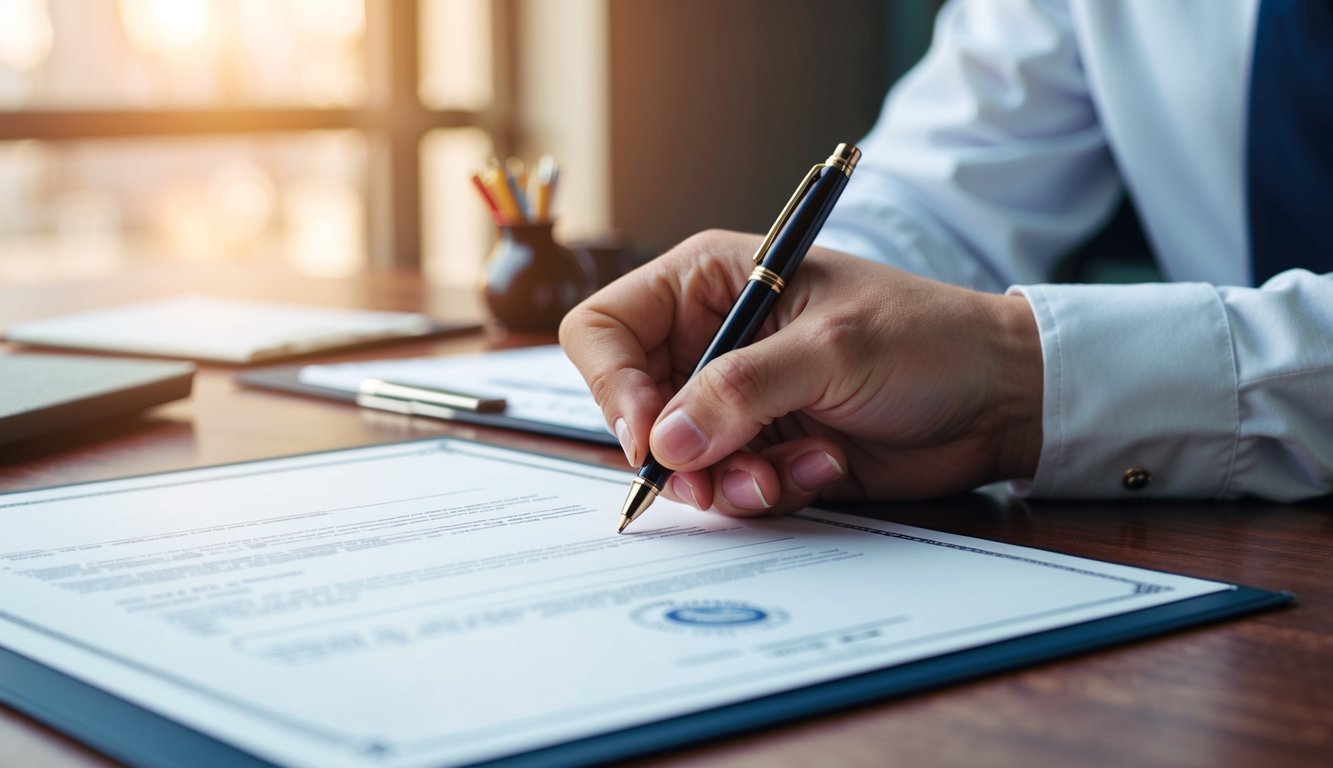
left=559, top=230, right=1043, bottom=516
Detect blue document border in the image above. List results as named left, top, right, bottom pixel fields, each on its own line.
left=0, top=576, right=1290, bottom=767
left=0, top=437, right=1294, bottom=767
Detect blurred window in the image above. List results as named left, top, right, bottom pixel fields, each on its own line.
left=0, top=0, right=504, bottom=286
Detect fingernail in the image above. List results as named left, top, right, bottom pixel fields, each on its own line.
left=791, top=451, right=844, bottom=491
left=651, top=410, right=708, bottom=465
left=722, top=470, right=773, bottom=510
left=669, top=475, right=702, bottom=510
left=614, top=417, right=636, bottom=466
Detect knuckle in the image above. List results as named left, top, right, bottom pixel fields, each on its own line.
left=586, top=370, right=620, bottom=411
left=682, top=228, right=727, bottom=249
left=677, top=228, right=737, bottom=260
left=806, top=312, right=862, bottom=367
left=557, top=304, right=588, bottom=347
left=697, top=353, right=766, bottom=414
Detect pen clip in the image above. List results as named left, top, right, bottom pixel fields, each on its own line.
left=751, top=163, right=824, bottom=265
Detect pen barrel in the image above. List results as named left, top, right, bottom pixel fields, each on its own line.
left=638, top=452, right=674, bottom=490
left=633, top=148, right=856, bottom=500
left=691, top=281, right=782, bottom=378
left=761, top=163, right=851, bottom=283
left=690, top=163, right=852, bottom=377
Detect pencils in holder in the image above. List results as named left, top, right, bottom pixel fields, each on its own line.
left=535, top=155, right=559, bottom=221
left=471, top=155, right=560, bottom=225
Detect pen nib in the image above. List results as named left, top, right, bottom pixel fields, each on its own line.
left=616, top=479, right=659, bottom=534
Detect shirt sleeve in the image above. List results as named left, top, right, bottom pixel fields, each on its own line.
left=1011, top=269, right=1333, bottom=502
left=814, top=0, right=1121, bottom=291
left=812, top=0, right=1333, bottom=502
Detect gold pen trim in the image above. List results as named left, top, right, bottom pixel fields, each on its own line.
left=825, top=143, right=861, bottom=178
left=617, top=475, right=662, bottom=533
left=630, top=476, right=662, bottom=495
left=751, top=163, right=822, bottom=265
left=750, top=144, right=860, bottom=266
left=749, top=265, right=785, bottom=294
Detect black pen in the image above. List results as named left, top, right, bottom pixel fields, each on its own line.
left=617, top=143, right=861, bottom=533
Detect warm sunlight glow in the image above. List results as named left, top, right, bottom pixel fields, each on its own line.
left=0, top=0, right=53, bottom=71
left=292, top=0, right=363, bottom=41
left=422, top=128, right=493, bottom=288
left=420, top=0, right=492, bottom=109
left=284, top=179, right=364, bottom=277
left=119, top=0, right=212, bottom=56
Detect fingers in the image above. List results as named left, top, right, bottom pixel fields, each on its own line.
left=657, top=437, right=848, bottom=517
left=759, top=438, right=849, bottom=513
left=559, top=262, right=674, bottom=467
left=647, top=327, right=832, bottom=472
left=561, top=230, right=764, bottom=467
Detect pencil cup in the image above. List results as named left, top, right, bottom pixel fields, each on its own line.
left=482, top=221, right=591, bottom=333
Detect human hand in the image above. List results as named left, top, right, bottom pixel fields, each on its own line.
left=559, top=229, right=1043, bottom=517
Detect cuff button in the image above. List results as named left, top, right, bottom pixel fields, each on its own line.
left=1122, top=467, right=1152, bottom=490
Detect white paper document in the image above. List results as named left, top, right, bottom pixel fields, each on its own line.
left=0, top=439, right=1231, bottom=768
left=4, top=294, right=435, bottom=363
left=299, top=344, right=608, bottom=435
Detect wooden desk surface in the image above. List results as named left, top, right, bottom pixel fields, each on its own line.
left=1, top=266, right=1330, bottom=768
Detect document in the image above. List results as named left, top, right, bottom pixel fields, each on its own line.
left=298, top=344, right=608, bottom=435
left=4, top=294, right=438, bottom=364
left=0, top=439, right=1232, bottom=768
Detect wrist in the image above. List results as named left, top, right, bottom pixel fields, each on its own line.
left=984, top=293, right=1044, bottom=482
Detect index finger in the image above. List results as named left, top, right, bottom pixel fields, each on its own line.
left=559, top=258, right=676, bottom=467
left=560, top=230, right=766, bottom=466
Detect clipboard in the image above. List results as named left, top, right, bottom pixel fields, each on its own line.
left=236, top=362, right=619, bottom=447
left=0, top=437, right=1294, bottom=768
left=0, top=584, right=1289, bottom=768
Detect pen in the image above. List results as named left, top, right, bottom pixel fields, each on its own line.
left=617, top=142, right=861, bottom=533
left=504, top=157, right=531, bottom=220
left=469, top=173, right=501, bottom=218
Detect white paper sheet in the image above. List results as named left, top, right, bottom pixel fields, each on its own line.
left=4, top=295, right=434, bottom=363
left=0, top=439, right=1229, bottom=768
left=299, top=345, right=608, bottom=434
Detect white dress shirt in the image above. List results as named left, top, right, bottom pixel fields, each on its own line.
left=815, top=0, right=1333, bottom=501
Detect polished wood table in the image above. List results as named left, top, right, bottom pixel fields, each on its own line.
left=2, top=266, right=1330, bottom=768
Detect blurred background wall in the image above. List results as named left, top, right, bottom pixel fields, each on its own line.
left=0, top=0, right=936, bottom=287
left=606, top=0, right=918, bottom=252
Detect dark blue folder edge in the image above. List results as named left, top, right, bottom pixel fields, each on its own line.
left=235, top=364, right=620, bottom=447
left=0, top=586, right=1291, bottom=768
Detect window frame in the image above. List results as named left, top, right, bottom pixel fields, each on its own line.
left=0, top=0, right=516, bottom=270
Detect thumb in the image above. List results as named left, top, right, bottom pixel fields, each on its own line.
left=647, top=329, right=828, bottom=471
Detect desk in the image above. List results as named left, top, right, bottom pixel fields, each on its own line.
left=1, top=266, right=1330, bottom=768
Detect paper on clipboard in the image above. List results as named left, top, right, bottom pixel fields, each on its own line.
left=298, top=344, right=610, bottom=436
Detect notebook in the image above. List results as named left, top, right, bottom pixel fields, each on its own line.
left=0, top=354, right=194, bottom=448
left=2, top=295, right=474, bottom=365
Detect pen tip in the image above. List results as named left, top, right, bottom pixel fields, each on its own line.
left=616, top=478, right=660, bottom=534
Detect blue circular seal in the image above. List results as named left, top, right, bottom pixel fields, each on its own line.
left=664, top=605, right=768, bottom=626
left=631, top=599, right=788, bottom=635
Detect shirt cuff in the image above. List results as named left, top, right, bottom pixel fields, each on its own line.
left=1006, top=282, right=1240, bottom=498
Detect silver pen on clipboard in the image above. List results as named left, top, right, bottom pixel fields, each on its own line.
left=355, top=379, right=507, bottom=419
